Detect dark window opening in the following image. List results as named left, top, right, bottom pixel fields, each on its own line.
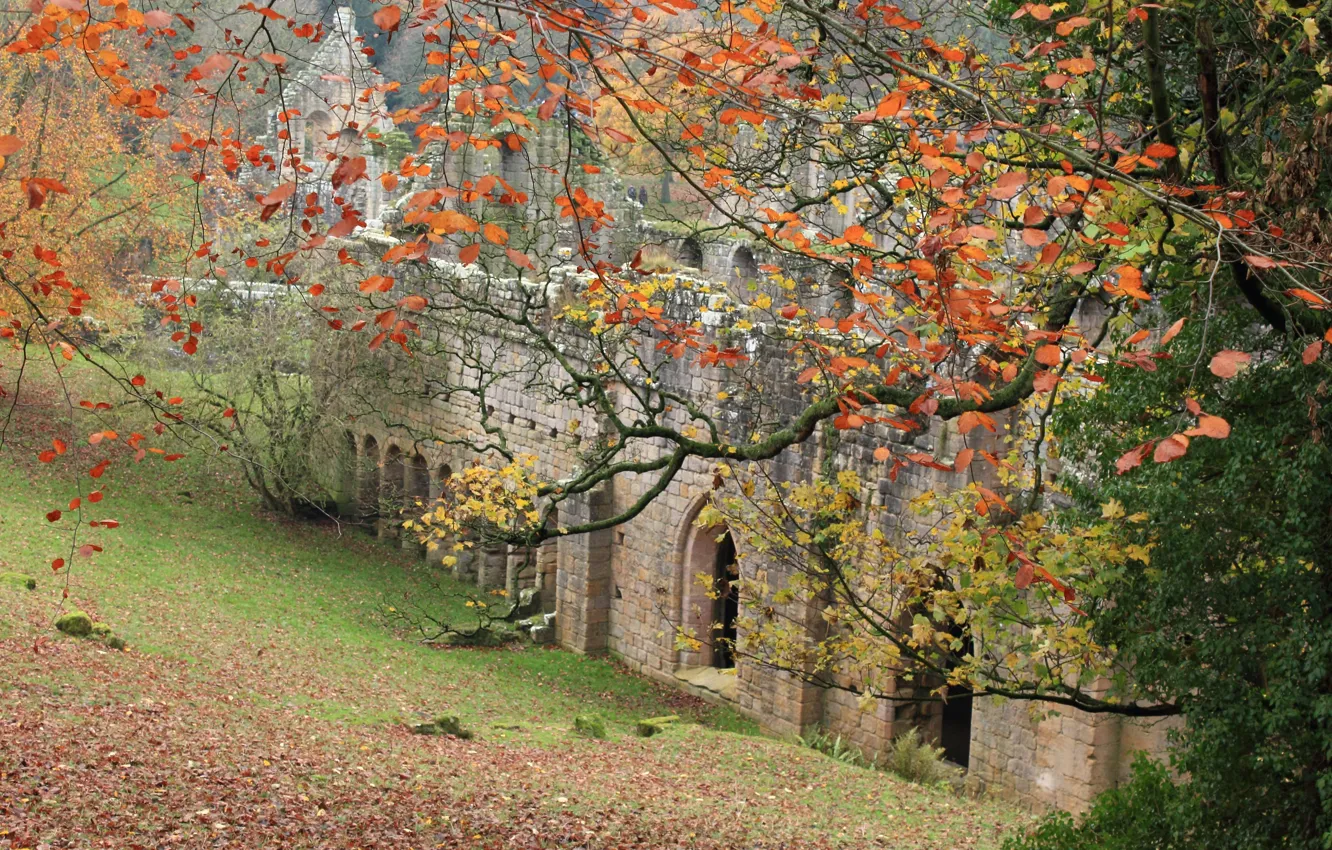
left=940, top=629, right=973, bottom=768
left=713, top=531, right=739, bottom=669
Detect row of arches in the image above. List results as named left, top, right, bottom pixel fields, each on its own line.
left=345, top=433, right=446, bottom=531
left=336, top=431, right=556, bottom=606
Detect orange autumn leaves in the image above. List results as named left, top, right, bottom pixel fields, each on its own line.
left=1114, top=339, right=1247, bottom=475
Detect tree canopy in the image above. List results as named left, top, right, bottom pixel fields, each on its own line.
left=2, top=0, right=1331, bottom=843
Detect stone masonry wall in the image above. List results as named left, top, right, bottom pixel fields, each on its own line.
left=315, top=235, right=1171, bottom=817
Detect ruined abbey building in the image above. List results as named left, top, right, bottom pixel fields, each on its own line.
left=266, top=9, right=1174, bottom=815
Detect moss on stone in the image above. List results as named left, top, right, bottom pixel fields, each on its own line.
left=104, top=635, right=127, bottom=651
left=54, top=610, right=93, bottom=637
left=91, top=622, right=113, bottom=638
left=573, top=714, right=607, bottom=739
left=432, top=714, right=473, bottom=739
left=0, top=572, right=36, bottom=590
left=634, top=715, right=681, bottom=737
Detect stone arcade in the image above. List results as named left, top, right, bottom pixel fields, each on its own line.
left=277, top=10, right=1173, bottom=812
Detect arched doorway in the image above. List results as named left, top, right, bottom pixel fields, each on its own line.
left=730, top=245, right=758, bottom=285
left=713, top=530, right=739, bottom=669
left=337, top=431, right=358, bottom=516
left=406, top=454, right=429, bottom=509
left=939, top=626, right=974, bottom=767
left=405, top=453, right=430, bottom=552
left=679, top=517, right=740, bottom=670
left=381, top=445, right=405, bottom=538
left=679, top=237, right=704, bottom=270
left=358, top=436, right=380, bottom=526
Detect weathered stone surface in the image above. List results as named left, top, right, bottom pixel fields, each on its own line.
left=325, top=236, right=1173, bottom=813
left=54, top=610, right=93, bottom=637
left=91, top=622, right=113, bottom=638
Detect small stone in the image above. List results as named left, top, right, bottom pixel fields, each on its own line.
left=634, top=715, right=681, bottom=737
left=433, top=714, right=473, bottom=739
left=90, top=622, right=113, bottom=638
left=573, top=714, right=606, bottom=738
left=529, top=625, right=555, bottom=645
left=0, top=572, right=36, bottom=591
left=54, top=610, right=93, bottom=638
left=104, top=635, right=127, bottom=651
left=409, top=722, right=439, bottom=735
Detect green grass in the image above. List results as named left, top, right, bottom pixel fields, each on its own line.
left=0, top=360, right=1031, bottom=848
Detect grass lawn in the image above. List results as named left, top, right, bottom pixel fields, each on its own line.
left=0, top=366, right=1032, bottom=849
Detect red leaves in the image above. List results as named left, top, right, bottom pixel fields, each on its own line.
left=130, top=374, right=146, bottom=387
left=989, top=171, right=1027, bottom=200
left=1034, top=344, right=1062, bottom=366
left=38, top=438, right=67, bottom=463
left=89, top=460, right=110, bottom=479
left=852, top=91, right=906, bottom=123
left=957, top=410, right=996, bottom=434
left=186, top=53, right=232, bottom=81
left=1209, top=349, right=1251, bottom=379
left=360, top=275, right=395, bottom=293
left=1304, top=340, right=1323, bottom=365
left=1185, top=415, right=1231, bottom=439
left=50, top=558, right=64, bottom=573
left=397, top=294, right=428, bottom=311
left=506, top=248, right=535, bottom=270
left=1153, top=434, right=1189, bottom=464
left=23, top=177, right=69, bottom=210
left=46, top=509, right=62, bottom=523
left=459, top=244, right=481, bottom=265
left=332, top=156, right=367, bottom=189
left=257, top=182, right=295, bottom=221
left=1116, top=442, right=1151, bottom=475
left=373, top=3, right=401, bottom=32
left=1015, top=561, right=1035, bottom=589
left=1104, top=265, right=1150, bottom=301
left=483, top=222, right=509, bottom=245
left=1161, top=318, right=1185, bottom=346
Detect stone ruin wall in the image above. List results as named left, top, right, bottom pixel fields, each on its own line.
left=304, top=229, right=1176, bottom=816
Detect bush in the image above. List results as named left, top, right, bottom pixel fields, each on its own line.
left=881, top=729, right=961, bottom=786
left=798, top=729, right=869, bottom=767
left=1004, top=758, right=1198, bottom=850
